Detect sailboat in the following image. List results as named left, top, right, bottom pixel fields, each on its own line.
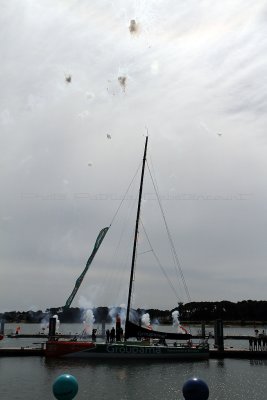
left=45, top=137, right=209, bottom=359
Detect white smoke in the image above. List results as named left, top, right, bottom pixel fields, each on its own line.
left=83, top=309, right=95, bottom=325
left=172, top=310, right=179, bottom=327
left=40, top=316, right=49, bottom=332
left=141, top=313, right=151, bottom=328
left=129, top=308, right=140, bottom=324
left=108, top=305, right=126, bottom=324
left=52, top=314, right=60, bottom=333
left=108, top=307, right=118, bottom=324
left=172, top=310, right=186, bottom=334
left=82, top=309, right=95, bottom=334
left=118, top=304, right=126, bottom=324
left=78, top=295, right=94, bottom=310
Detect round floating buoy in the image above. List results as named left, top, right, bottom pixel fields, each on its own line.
left=53, top=374, right=78, bottom=400
left=182, top=377, right=209, bottom=400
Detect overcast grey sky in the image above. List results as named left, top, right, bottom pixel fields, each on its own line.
left=1, top=0, right=267, bottom=312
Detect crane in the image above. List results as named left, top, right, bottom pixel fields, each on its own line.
left=63, top=226, right=109, bottom=309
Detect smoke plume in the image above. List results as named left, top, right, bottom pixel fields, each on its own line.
left=141, top=312, right=152, bottom=329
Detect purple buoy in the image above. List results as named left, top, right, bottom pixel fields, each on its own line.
left=53, top=374, right=78, bottom=400
left=182, top=377, right=209, bottom=400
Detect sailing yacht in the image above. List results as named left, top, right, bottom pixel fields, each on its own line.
left=45, top=137, right=209, bottom=359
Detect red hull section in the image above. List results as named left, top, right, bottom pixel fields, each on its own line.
left=45, top=340, right=95, bottom=357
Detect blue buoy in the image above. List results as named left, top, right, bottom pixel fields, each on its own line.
left=182, top=377, right=209, bottom=400
left=53, top=374, right=78, bottom=400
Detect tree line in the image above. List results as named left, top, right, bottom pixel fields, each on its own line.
left=1, top=300, right=267, bottom=324
left=178, top=300, right=267, bottom=323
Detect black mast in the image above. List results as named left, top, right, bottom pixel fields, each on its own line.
left=124, top=136, right=192, bottom=341
left=125, top=136, right=148, bottom=327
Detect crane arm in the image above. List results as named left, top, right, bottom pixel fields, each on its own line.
left=63, top=226, right=109, bottom=309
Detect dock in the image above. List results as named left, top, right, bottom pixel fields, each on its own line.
left=5, top=333, right=253, bottom=340
left=6, top=333, right=81, bottom=339
left=0, top=347, right=45, bottom=356
left=209, top=349, right=267, bottom=359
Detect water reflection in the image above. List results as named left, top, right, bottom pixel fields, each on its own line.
left=216, top=359, right=225, bottom=368
left=249, top=359, right=267, bottom=366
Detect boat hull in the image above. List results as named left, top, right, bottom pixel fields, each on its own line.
left=45, top=341, right=209, bottom=360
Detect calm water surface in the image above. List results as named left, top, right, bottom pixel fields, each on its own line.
left=1, top=324, right=266, bottom=400
left=1, top=357, right=267, bottom=400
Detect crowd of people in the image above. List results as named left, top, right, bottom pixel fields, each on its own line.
left=249, top=330, right=266, bottom=351
left=105, top=326, right=124, bottom=343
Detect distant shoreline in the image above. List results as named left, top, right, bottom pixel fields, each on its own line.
left=2, top=301, right=267, bottom=325
left=3, top=320, right=267, bottom=326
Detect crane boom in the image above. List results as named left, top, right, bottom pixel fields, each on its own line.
left=63, top=226, right=109, bottom=309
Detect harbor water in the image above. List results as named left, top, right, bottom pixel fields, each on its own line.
left=1, top=324, right=267, bottom=400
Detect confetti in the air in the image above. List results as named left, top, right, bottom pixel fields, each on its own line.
left=118, top=76, right=127, bottom=91
left=129, top=20, right=139, bottom=34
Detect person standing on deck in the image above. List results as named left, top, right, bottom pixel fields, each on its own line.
left=92, top=329, right=97, bottom=342
left=110, top=327, right=115, bottom=343
left=262, top=333, right=266, bottom=350
left=258, top=336, right=262, bottom=350
left=106, top=329, right=110, bottom=343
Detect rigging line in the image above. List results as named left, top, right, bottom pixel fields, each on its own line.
left=148, top=156, right=185, bottom=296
left=146, top=159, right=184, bottom=290
left=109, top=163, right=142, bottom=227
left=140, top=220, right=183, bottom=302
left=137, top=250, right=153, bottom=256
left=106, top=185, right=139, bottom=300
left=148, top=153, right=160, bottom=194
left=146, top=162, right=192, bottom=303
left=101, top=165, right=140, bottom=298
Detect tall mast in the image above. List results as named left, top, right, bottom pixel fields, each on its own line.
left=126, top=136, right=148, bottom=324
